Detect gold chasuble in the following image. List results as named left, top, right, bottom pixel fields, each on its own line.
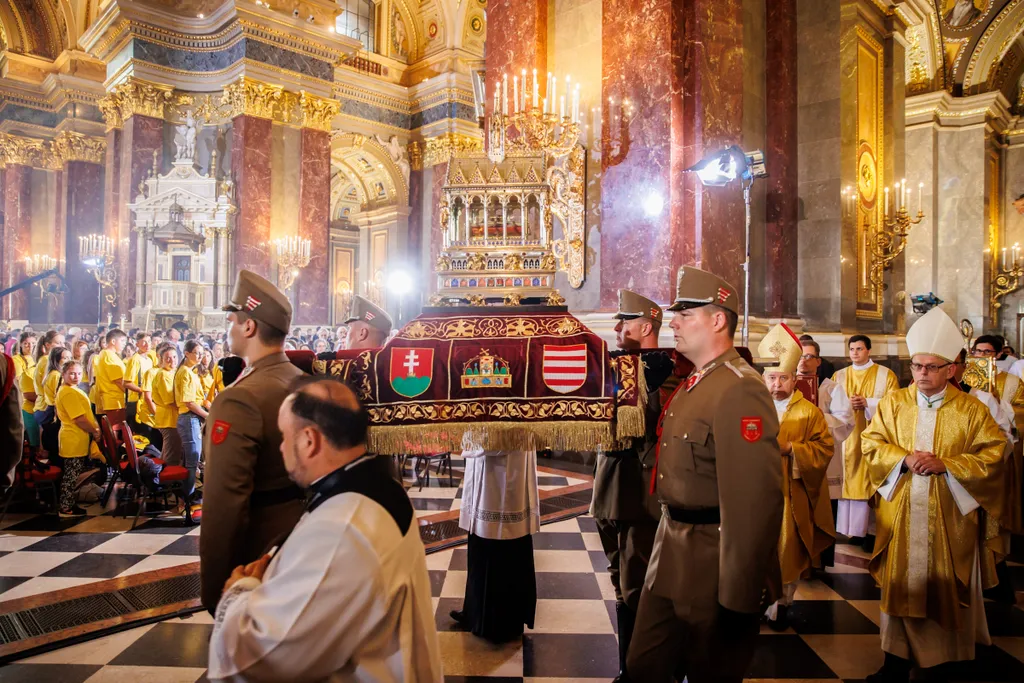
left=777, top=392, right=835, bottom=585
left=862, top=386, right=1006, bottom=667
left=991, top=371, right=1024, bottom=533
left=833, top=363, right=900, bottom=499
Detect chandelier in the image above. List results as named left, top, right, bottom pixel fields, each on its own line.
left=23, top=254, right=65, bottom=302
left=79, top=233, right=118, bottom=310
left=488, top=68, right=582, bottom=162
left=274, top=235, right=311, bottom=291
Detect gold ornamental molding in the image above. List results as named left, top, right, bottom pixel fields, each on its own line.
left=408, top=133, right=484, bottom=170
left=101, top=78, right=179, bottom=123
left=52, top=132, right=107, bottom=166
left=299, top=91, right=340, bottom=132
left=0, top=133, right=48, bottom=167
left=222, top=77, right=284, bottom=120
left=97, top=94, right=123, bottom=130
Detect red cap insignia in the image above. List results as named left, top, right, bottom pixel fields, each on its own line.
left=211, top=419, right=231, bottom=445
left=365, top=311, right=376, bottom=321
left=245, top=296, right=261, bottom=311
left=717, top=287, right=730, bottom=303
left=741, top=417, right=762, bottom=443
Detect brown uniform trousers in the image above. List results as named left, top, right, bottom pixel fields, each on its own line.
left=199, top=352, right=305, bottom=612
left=627, top=348, right=783, bottom=683
left=0, top=354, right=24, bottom=488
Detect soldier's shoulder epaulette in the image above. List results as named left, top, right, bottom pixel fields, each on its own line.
left=724, top=359, right=761, bottom=381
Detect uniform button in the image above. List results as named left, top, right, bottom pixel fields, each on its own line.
left=659, top=474, right=664, bottom=479
left=669, top=413, right=673, bottom=417
left=662, top=442, right=667, bottom=447
left=683, top=433, right=688, bottom=439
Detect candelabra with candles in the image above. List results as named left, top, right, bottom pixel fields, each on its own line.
left=488, top=68, right=582, bottom=162
left=273, top=236, right=311, bottom=291
left=990, top=241, right=1023, bottom=310
left=869, top=179, right=925, bottom=290
left=22, top=255, right=65, bottom=302
left=79, top=233, right=118, bottom=311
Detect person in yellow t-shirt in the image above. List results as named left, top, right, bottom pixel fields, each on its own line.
left=94, top=329, right=137, bottom=417
left=124, top=332, right=154, bottom=435
left=38, top=347, right=71, bottom=457
left=138, top=363, right=162, bottom=451
left=175, top=340, right=208, bottom=496
left=197, top=346, right=215, bottom=410
left=32, top=331, right=65, bottom=418
left=152, top=344, right=182, bottom=465
left=55, top=359, right=100, bottom=517
left=12, top=332, right=38, bottom=446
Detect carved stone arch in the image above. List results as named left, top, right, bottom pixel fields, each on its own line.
left=0, top=0, right=32, bottom=54
left=963, top=0, right=1024, bottom=91
left=906, top=6, right=946, bottom=94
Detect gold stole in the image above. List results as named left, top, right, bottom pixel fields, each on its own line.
left=907, top=405, right=936, bottom=612
left=841, top=364, right=888, bottom=499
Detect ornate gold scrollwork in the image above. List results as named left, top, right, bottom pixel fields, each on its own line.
left=51, top=131, right=106, bottom=166
left=548, top=144, right=586, bottom=289
left=221, top=77, right=284, bottom=120
left=0, top=133, right=47, bottom=167
left=409, top=133, right=484, bottom=170
left=299, top=91, right=340, bottom=132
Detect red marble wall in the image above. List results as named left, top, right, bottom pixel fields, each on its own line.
left=600, top=0, right=746, bottom=308
left=428, top=162, right=448, bottom=294
left=231, top=115, right=273, bottom=280
left=118, top=115, right=163, bottom=317
left=295, top=128, right=330, bottom=324
left=104, top=127, right=121, bottom=272
left=764, top=0, right=798, bottom=317
left=2, top=165, right=33, bottom=320
left=65, top=161, right=105, bottom=325
left=484, top=0, right=547, bottom=120
left=408, top=168, right=424, bottom=280
left=47, top=169, right=66, bottom=323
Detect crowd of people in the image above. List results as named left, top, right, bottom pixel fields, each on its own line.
left=0, top=264, right=1022, bottom=683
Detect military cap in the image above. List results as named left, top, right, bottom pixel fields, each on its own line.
left=666, top=266, right=739, bottom=315
left=614, top=290, right=663, bottom=323
left=222, top=269, right=292, bottom=333
left=343, top=295, right=393, bottom=334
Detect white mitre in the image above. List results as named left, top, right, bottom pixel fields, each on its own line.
left=906, top=308, right=964, bottom=363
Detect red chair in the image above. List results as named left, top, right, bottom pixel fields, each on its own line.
left=118, top=421, right=192, bottom=529
left=98, top=416, right=163, bottom=508
left=0, top=443, right=61, bottom=524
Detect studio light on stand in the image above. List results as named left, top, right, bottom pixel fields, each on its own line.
left=684, top=145, right=768, bottom=347
left=387, top=270, right=413, bottom=326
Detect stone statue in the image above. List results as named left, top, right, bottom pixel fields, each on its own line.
left=393, top=11, right=408, bottom=57
left=174, top=110, right=199, bottom=161
left=376, top=134, right=411, bottom=185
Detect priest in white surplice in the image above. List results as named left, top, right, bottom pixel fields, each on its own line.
left=208, top=379, right=442, bottom=683
left=451, top=433, right=540, bottom=643
left=861, top=309, right=1007, bottom=682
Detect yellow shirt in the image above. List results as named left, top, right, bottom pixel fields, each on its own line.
left=137, top=367, right=159, bottom=427
left=151, top=368, right=178, bottom=429
left=87, top=356, right=97, bottom=405
left=147, top=349, right=158, bottom=367
left=16, top=356, right=36, bottom=413
left=56, top=385, right=96, bottom=458
left=206, top=365, right=225, bottom=404
left=94, top=348, right=127, bottom=411
left=174, top=365, right=203, bottom=415
left=42, top=370, right=61, bottom=408
left=11, top=354, right=32, bottom=380
left=33, top=360, right=49, bottom=412
left=124, top=353, right=154, bottom=404
left=199, top=371, right=214, bottom=401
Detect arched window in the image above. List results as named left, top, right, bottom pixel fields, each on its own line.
left=336, top=0, right=376, bottom=53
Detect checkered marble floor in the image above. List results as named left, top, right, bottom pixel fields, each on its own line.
left=6, top=514, right=1024, bottom=682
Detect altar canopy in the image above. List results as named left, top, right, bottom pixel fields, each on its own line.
left=306, top=307, right=645, bottom=454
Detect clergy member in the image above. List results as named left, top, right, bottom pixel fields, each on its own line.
left=760, top=324, right=835, bottom=631
left=831, top=335, right=899, bottom=548
left=451, top=432, right=540, bottom=643
left=862, top=308, right=1007, bottom=681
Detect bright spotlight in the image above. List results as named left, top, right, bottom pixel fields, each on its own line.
left=642, top=192, right=664, bottom=218
left=388, top=270, right=413, bottom=295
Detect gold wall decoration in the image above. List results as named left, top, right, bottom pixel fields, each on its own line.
left=111, top=78, right=177, bottom=121
left=0, top=133, right=48, bottom=167
left=855, top=26, right=885, bottom=320
left=97, top=94, right=123, bottom=130
left=51, top=131, right=107, bottom=165
left=548, top=145, right=587, bottom=289
left=409, top=133, right=484, bottom=170
left=221, top=77, right=284, bottom=120
left=299, top=91, right=340, bottom=132
left=905, top=24, right=931, bottom=94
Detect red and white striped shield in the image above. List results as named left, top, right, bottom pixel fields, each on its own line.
left=542, top=344, right=588, bottom=394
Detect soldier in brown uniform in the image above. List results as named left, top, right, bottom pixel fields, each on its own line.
left=200, top=270, right=305, bottom=613
left=626, top=266, right=784, bottom=682
left=0, top=351, right=24, bottom=488
left=344, top=295, right=393, bottom=350
left=593, top=290, right=675, bottom=682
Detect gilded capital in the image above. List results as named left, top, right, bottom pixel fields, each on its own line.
left=98, top=94, right=123, bottom=130
left=299, top=91, right=340, bottom=132
left=52, top=131, right=107, bottom=166
left=0, top=133, right=47, bottom=167
left=112, top=78, right=176, bottom=121
left=222, top=77, right=284, bottom=120
left=414, top=133, right=484, bottom=169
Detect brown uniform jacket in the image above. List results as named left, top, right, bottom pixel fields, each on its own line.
left=199, top=351, right=305, bottom=612
left=592, top=350, right=677, bottom=522
left=0, top=354, right=23, bottom=488
left=646, top=348, right=783, bottom=618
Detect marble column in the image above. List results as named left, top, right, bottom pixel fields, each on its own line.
left=600, top=0, right=746, bottom=307
left=428, top=161, right=449, bottom=294
left=408, top=168, right=424, bottom=280
left=64, top=161, right=106, bottom=325
left=484, top=0, right=547, bottom=119
left=295, top=127, right=331, bottom=324
left=103, top=126, right=121, bottom=309
left=231, top=115, right=273, bottom=279
left=2, top=164, right=32, bottom=320
left=764, top=0, right=799, bottom=317
left=47, top=169, right=66, bottom=324
left=118, top=115, right=163, bottom=317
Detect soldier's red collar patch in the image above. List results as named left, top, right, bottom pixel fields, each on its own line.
left=741, top=417, right=762, bottom=442
left=211, top=419, right=231, bottom=445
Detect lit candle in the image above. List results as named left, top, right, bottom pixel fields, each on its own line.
left=542, top=97, right=547, bottom=114
left=521, top=69, right=527, bottom=110
left=512, top=74, right=518, bottom=113
left=1003, top=247, right=1008, bottom=271
left=533, top=68, right=539, bottom=109
left=883, top=187, right=889, bottom=217
left=901, top=179, right=907, bottom=211
left=502, top=74, right=508, bottom=115
left=573, top=83, right=580, bottom=123
left=560, top=95, right=565, bottom=119
left=918, top=182, right=923, bottom=214
left=551, top=76, right=556, bottom=117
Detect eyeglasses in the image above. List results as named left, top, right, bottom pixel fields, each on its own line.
left=972, top=349, right=997, bottom=357
left=799, top=354, right=818, bottom=360
left=910, top=362, right=951, bottom=374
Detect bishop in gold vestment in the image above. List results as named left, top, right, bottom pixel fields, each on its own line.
left=861, top=310, right=1006, bottom=679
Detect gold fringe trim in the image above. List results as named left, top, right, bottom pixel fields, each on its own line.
left=613, top=355, right=649, bottom=442
left=368, top=420, right=615, bottom=456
